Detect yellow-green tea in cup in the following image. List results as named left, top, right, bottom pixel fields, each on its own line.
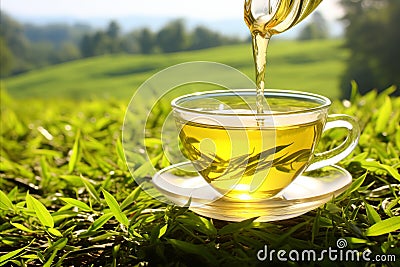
left=171, top=90, right=359, bottom=201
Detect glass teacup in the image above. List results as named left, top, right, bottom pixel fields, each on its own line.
left=171, top=89, right=360, bottom=201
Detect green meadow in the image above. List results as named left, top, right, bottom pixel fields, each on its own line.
left=4, top=39, right=347, bottom=100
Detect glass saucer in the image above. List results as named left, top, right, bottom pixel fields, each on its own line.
left=152, top=162, right=352, bottom=222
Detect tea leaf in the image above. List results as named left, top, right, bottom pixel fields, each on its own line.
left=68, top=130, right=81, bottom=173
left=326, top=203, right=342, bottom=214
left=102, top=189, right=129, bottom=227
left=176, top=213, right=217, bottom=236
left=116, top=137, right=126, bottom=162
left=364, top=202, right=381, bottom=224
left=47, top=227, right=63, bottom=237
left=47, top=237, right=68, bottom=253
left=158, top=224, right=168, bottom=238
left=10, top=222, right=35, bottom=233
left=60, top=197, right=92, bottom=212
left=365, top=216, right=400, bottom=236
left=202, top=143, right=292, bottom=181
left=0, top=240, right=33, bottom=266
left=59, top=175, right=84, bottom=186
left=20, top=254, right=40, bottom=260
left=120, top=186, right=142, bottom=210
left=132, top=153, right=163, bottom=178
left=345, top=237, right=368, bottom=245
left=40, top=156, right=50, bottom=187
left=80, top=175, right=101, bottom=203
left=43, top=250, right=57, bottom=267
left=273, top=149, right=311, bottom=166
left=345, top=172, right=367, bottom=196
left=0, top=190, right=14, bottom=210
left=360, top=160, right=400, bottom=181
left=26, top=192, right=54, bottom=228
left=87, top=213, right=114, bottom=232
left=375, top=96, right=392, bottom=134
left=218, top=217, right=257, bottom=235
left=349, top=81, right=358, bottom=102
left=167, top=239, right=217, bottom=264
left=198, top=216, right=217, bottom=236
left=246, top=144, right=292, bottom=165
left=395, top=128, right=400, bottom=150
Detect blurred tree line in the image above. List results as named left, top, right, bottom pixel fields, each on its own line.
left=0, top=12, right=87, bottom=76
left=2, top=1, right=399, bottom=96
left=0, top=12, right=243, bottom=77
left=340, top=0, right=399, bottom=96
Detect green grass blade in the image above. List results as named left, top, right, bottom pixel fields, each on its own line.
left=26, top=192, right=54, bottom=228
left=102, top=189, right=129, bottom=227
left=365, top=216, right=400, bottom=236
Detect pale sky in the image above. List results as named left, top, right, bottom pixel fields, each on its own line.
left=1, top=0, right=343, bottom=21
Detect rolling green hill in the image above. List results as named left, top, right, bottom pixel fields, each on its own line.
left=3, top=39, right=348, bottom=100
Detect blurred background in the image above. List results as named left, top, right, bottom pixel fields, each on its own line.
left=1, top=0, right=399, bottom=100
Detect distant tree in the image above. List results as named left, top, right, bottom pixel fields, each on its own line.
left=156, top=19, right=187, bottom=53
left=80, top=34, right=94, bottom=57
left=189, top=26, right=222, bottom=50
left=79, top=21, right=123, bottom=57
left=0, top=37, right=13, bottom=76
left=106, top=21, right=123, bottom=53
left=0, top=11, right=32, bottom=73
left=297, top=11, right=329, bottom=41
left=107, top=21, right=120, bottom=39
left=137, top=28, right=155, bottom=54
left=120, top=31, right=141, bottom=54
left=340, top=0, right=400, bottom=96
left=92, top=31, right=112, bottom=55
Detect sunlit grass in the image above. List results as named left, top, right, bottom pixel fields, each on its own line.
left=0, top=84, right=399, bottom=266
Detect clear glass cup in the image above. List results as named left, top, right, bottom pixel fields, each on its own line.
left=171, top=89, right=360, bottom=201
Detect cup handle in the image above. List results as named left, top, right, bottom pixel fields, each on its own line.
left=306, top=114, right=360, bottom=171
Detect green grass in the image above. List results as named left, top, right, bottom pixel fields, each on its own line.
left=4, top=39, right=347, bottom=100
left=1, top=83, right=399, bottom=266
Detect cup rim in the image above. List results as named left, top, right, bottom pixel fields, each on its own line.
left=171, top=89, right=332, bottom=117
